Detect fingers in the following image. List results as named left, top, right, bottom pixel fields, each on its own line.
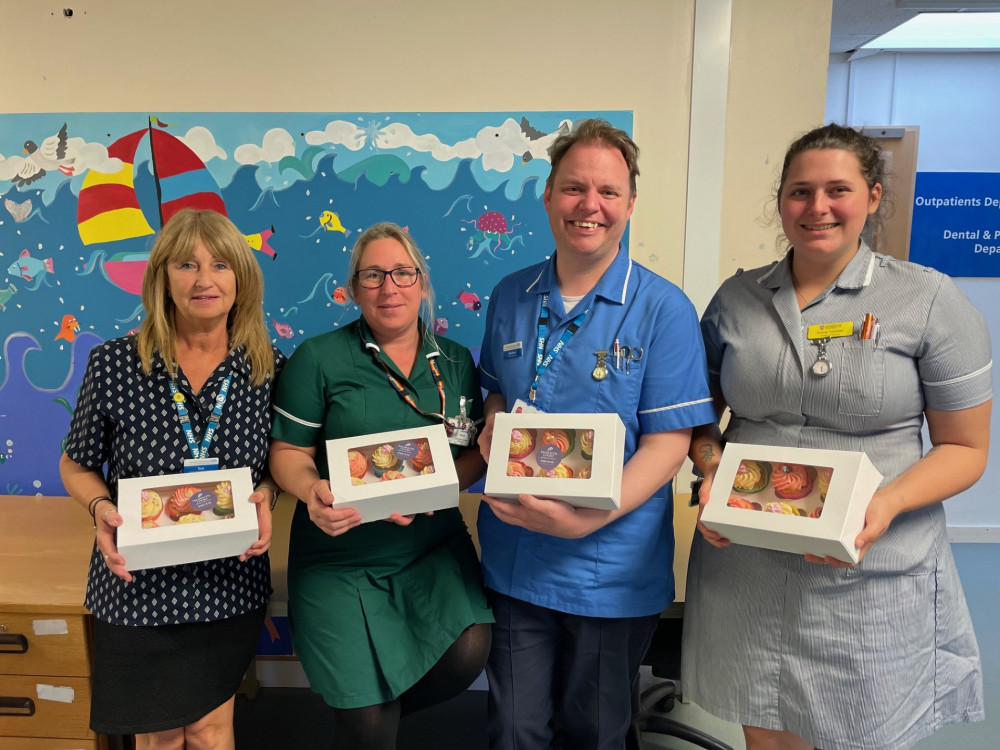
left=387, top=513, right=416, bottom=526
left=100, top=550, right=133, bottom=582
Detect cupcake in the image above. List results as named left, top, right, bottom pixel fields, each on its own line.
left=727, top=496, right=756, bottom=510
left=542, top=429, right=575, bottom=457
left=579, top=430, right=595, bottom=460
left=808, top=506, right=823, bottom=519
left=419, top=465, right=435, bottom=475
left=507, top=460, right=534, bottom=478
left=816, top=466, right=832, bottom=502
left=540, top=463, right=574, bottom=479
left=764, top=501, right=806, bottom=516
left=141, top=519, right=159, bottom=529
left=213, top=482, right=234, bottom=517
left=371, top=444, right=402, bottom=477
left=176, top=513, right=205, bottom=523
left=410, top=441, right=433, bottom=472
left=348, top=450, right=369, bottom=479
left=379, top=470, right=406, bottom=481
left=166, top=485, right=199, bottom=522
left=140, top=490, right=163, bottom=522
left=772, top=464, right=816, bottom=500
left=351, top=476, right=366, bottom=486
left=508, top=429, right=535, bottom=459
left=732, top=460, right=771, bottom=493
left=579, top=464, right=592, bottom=480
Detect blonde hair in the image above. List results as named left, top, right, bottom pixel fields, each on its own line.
left=347, top=222, right=439, bottom=349
left=136, top=208, right=274, bottom=386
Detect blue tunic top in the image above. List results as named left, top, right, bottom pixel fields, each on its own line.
left=682, top=244, right=992, bottom=750
left=478, top=246, right=715, bottom=618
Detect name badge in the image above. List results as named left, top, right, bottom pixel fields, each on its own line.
left=502, top=342, right=523, bottom=359
left=183, top=458, right=220, bottom=473
left=807, top=321, right=854, bottom=340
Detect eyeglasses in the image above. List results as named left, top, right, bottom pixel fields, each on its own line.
left=355, top=266, right=421, bottom=289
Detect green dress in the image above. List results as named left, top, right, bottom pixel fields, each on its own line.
left=271, top=319, right=493, bottom=708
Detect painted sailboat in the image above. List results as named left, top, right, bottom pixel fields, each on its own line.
left=77, top=118, right=275, bottom=294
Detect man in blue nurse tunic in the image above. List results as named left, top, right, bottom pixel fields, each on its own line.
left=477, top=118, right=717, bottom=749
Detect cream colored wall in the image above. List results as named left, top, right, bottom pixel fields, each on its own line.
left=4, top=0, right=830, bottom=285
left=2, top=0, right=696, bottom=283
left=719, top=0, right=832, bottom=280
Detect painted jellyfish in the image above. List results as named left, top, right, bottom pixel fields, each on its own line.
left=465, top=210, right=523, bottom=259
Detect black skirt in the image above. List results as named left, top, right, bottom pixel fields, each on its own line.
left=90, top=607, right=266, bottom=735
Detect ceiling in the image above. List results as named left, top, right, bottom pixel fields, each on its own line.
left=831, top=0, right=1000, bottom=53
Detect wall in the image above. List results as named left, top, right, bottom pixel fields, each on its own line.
left=828, top=49, right=1000, bottom=750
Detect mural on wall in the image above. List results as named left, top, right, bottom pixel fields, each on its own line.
left=0, top=111, right=632, bottom=497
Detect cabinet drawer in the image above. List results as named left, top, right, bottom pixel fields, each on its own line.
left=0, top=613, right=90, bottom=677
left=2, top=736, right=100, bottom=749
left=0, top=674, right=94, bottom=739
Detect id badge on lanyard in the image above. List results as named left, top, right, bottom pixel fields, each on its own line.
left=169, top=374, right=231, bottom=472
left=446, top=396, right=477, bottom=447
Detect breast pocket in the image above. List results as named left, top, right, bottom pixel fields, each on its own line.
left=837, top=338, right=885, bottom=417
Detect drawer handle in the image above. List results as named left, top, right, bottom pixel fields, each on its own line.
left=0, top=633, right=28, bottom=653
left=0, top=696, right=36, bottom=716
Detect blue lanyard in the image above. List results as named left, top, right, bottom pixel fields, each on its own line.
left=529, top=293, right=589, bottom=403
left=168, top=373, right=232, bottom=460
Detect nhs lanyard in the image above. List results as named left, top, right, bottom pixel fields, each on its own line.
left=168, top=374, right=232, bottom=460
left=529, top=293, right=589, bottom=402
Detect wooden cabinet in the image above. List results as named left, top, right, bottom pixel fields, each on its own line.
left=0, top=495, right=105, bottom=749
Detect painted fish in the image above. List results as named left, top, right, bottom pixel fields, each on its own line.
left=272, top=319, right=294, bottom=339
left=433, top=317, right=449, bottom=336
left=0, top=283, right=17, bottom=312
left=7, top=249, right=53, bottom=282
left=456, top=290, right=482, bottom=311
left=319, top=210, right=347, bottom=234
left=55, top=313, right=80, bottom=342
left=332, top=286, right=349, bottom=306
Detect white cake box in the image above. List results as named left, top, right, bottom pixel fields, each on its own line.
left=700, top=444, right=883, bottom=563
left=325, top=424, right=459, bottom=522
left=117, top=468, right=259, bottom=570
left=484, top=412, right=626, bottom=510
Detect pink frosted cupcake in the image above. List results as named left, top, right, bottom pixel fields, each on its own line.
left=379, top=470, right=406, bottom=481
left=772, top=464, right=815, bottom=500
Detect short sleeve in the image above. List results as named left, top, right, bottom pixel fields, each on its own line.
left=700, top=289, right=726, bottom=397
left=64, top=344, right=111, bottom=470
left=271, top=339, right=328, bottom=447
left=637, top=288, right=714, bottom=435
left=918, top=275, right=993, bottom=411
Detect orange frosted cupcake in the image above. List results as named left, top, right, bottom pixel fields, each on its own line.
left=348, top=450, right=369, bottom=479
left=410, top=441, right=433, bottom=472
left=542, top=429, right=575, bottom=457
left=379, top=470, right=406, bottom=481
left=507, top=460, right=534, bottom=477
left=772, top=464, right=815, bottom=500
left=727, top=496, right=756, bottom=510
left=166, top=485, right=198, bottom=522
left=508, top=429, right=535, bottom=459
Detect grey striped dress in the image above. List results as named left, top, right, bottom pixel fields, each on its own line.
left=681, top=244, right=991, bottom=750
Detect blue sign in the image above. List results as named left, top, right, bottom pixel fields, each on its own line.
left=910, top=172, right=1000, bottom=277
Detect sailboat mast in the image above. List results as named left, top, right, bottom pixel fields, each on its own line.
left=147, top=116, right=165, bottom=229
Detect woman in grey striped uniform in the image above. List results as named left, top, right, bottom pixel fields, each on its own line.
left=682, top=124, right=991, bottom=750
